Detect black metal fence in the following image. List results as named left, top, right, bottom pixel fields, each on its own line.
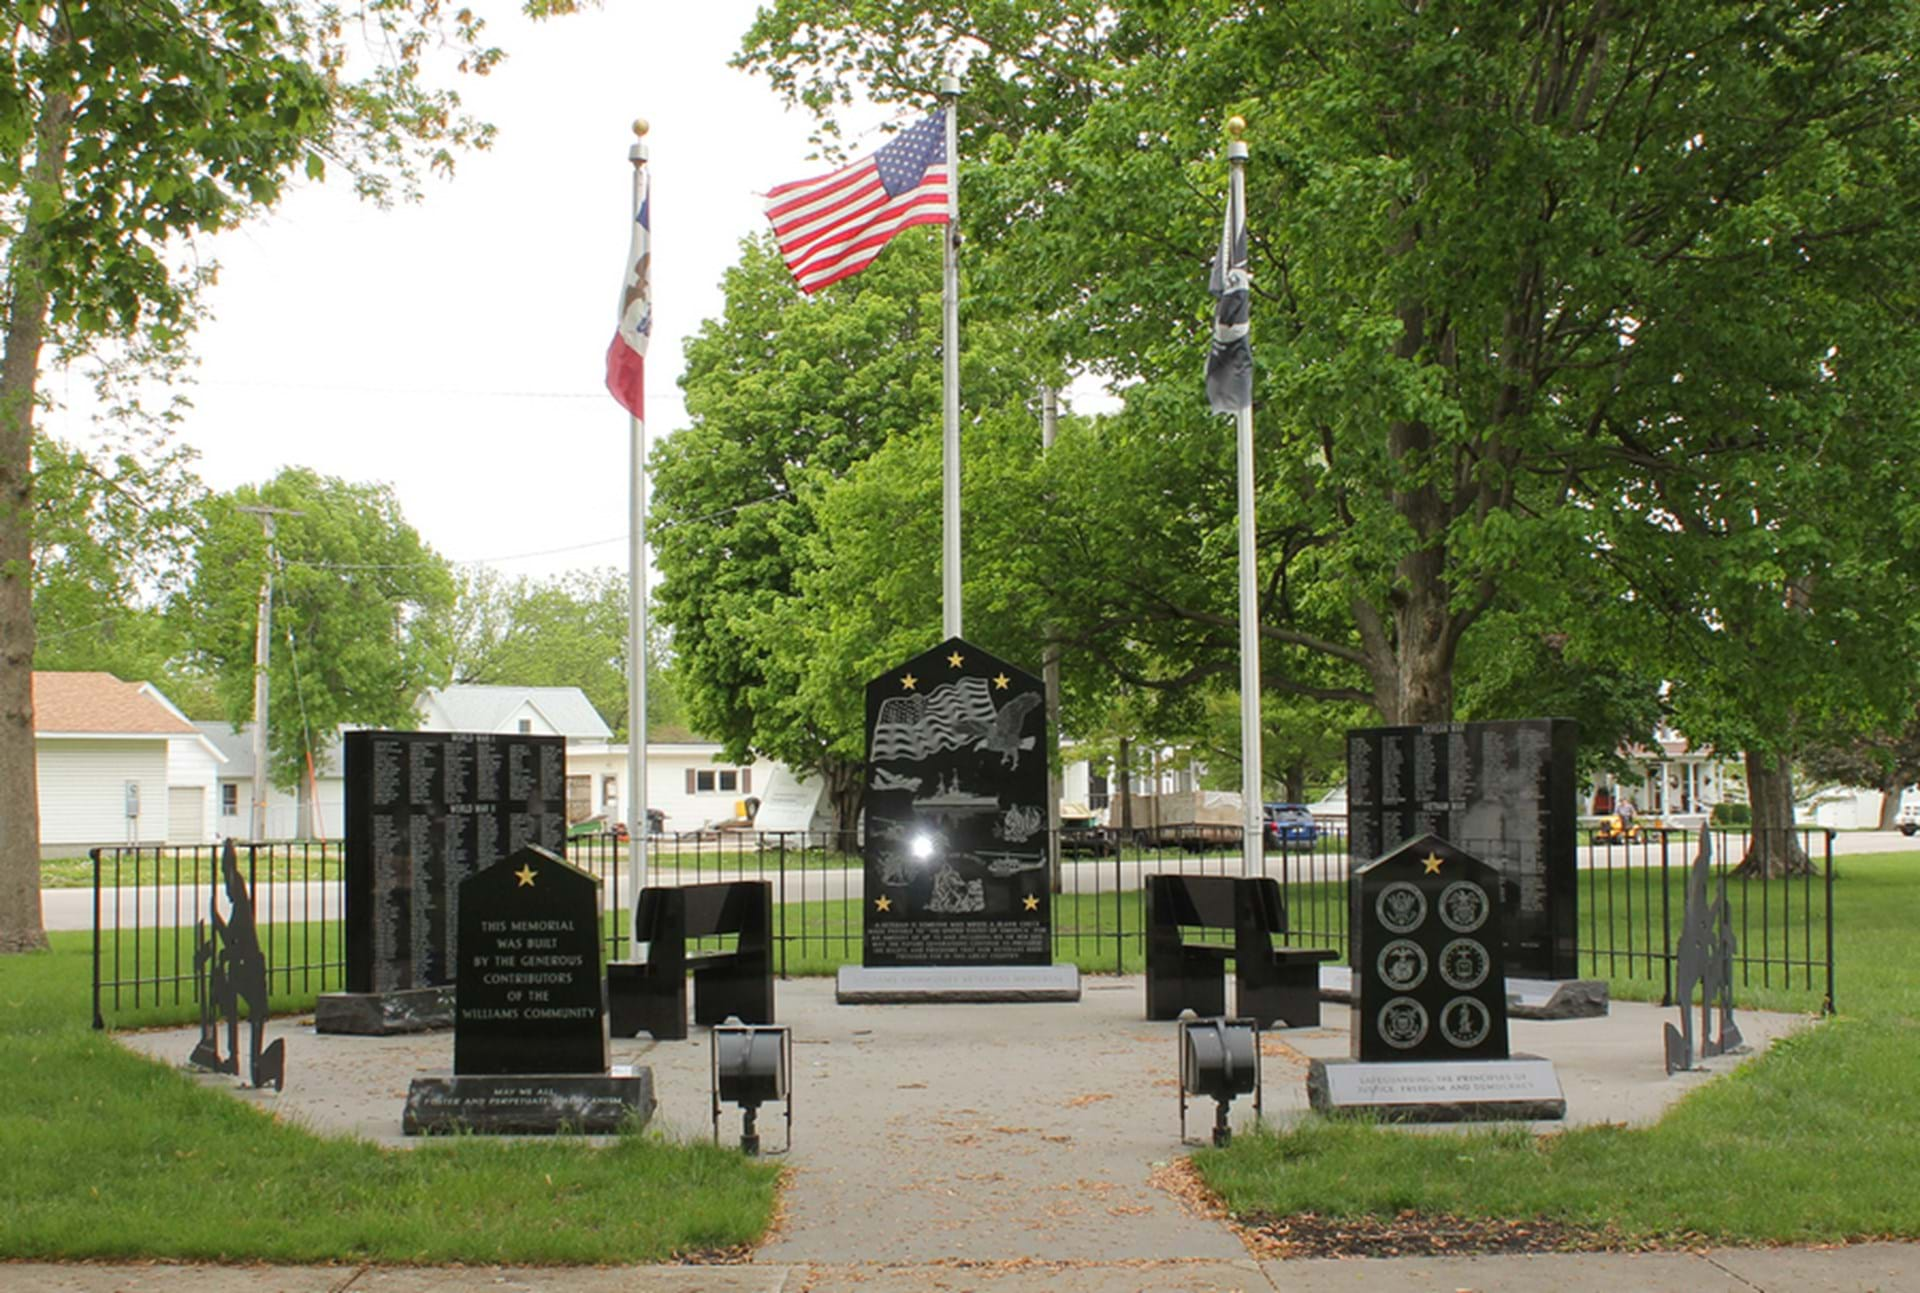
left=89, top=822, right=1838, bottom=1026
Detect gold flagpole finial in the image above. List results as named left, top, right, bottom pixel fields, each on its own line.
left=632, top=118, right=650, bottom=139
left=1227, top=115, right=1247, bottom=139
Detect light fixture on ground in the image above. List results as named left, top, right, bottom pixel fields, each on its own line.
left=711, top=1017, right=791, bottom=1155
left=1178, top=1016, right=1261, bottom=1147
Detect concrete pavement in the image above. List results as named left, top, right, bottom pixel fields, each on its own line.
left=4, top=1244, right=1918, bottom=1290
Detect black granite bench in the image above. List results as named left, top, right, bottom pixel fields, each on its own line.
left=1144, top=873, right=1337, bottom=1028
left=607, top=881, right=774, bottom=1040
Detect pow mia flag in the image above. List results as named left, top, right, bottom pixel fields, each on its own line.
left=1205, top=184, right=1252, bottom=413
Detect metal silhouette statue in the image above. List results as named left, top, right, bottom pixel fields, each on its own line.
left=190, top=840, right=287, bottom=1090
left=1664, top=830, right=1745, bottom=1075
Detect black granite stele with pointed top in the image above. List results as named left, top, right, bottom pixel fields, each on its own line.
left=860, top=637, right=1051, bottom=968
left=403, top=845, right=652, bottom=1134
left=1307, top=833, right=1565, bottom=1122
left=837, top=637, right=1079, bottom=1003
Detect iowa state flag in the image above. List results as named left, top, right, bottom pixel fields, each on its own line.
left=605, top=166, right=651, bottom=417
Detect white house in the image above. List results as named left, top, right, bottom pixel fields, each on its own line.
left=193, top=722, right=346, bottom=842
left=568, top=741, right=778, bottom=835
left=32, top=672, right=225, bottom=856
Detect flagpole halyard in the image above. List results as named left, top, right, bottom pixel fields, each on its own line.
left=940, top=74, right=963, bottom=641
left=1225, top=116, right=1266, bottom=878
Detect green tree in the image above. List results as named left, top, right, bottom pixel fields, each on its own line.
left=741, top=1, right=1920, bottom=867
left=183, top=469, right=455, bottom=793
left=0, top=0, right=563, bottom=950
left=1801, top=708, right=1920, bottom=832
left=30, top=429, right=204, bottom=685
left=651, top=231, right=1037, bottom=833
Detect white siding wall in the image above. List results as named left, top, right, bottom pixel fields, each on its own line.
left=37, top=738, right=170, bottom=849
left=567, top=746, right=779, bottom=835
left=214, top=777, right=346, bottom=841
left=164, top=734, right=222, bottom=845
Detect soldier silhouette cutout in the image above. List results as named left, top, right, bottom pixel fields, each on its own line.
left=189, top=840, right=286, bottom=1090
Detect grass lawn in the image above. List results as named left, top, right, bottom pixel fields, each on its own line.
left=0, top=932, right=780, bottom=1263
left=1195, top=851, right=1920, bottom=1246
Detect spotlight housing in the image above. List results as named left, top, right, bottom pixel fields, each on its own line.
left=711, top=1018, right=792, bottom=1155
left=1179, top=1016, right=1262, bottom=1147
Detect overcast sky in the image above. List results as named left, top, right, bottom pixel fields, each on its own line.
left=46, top=1, right=880, bottom=581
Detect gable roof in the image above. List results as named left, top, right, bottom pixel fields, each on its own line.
left=33, top=672, right=198, bottom=737
left=420, top=685, right=614, bottom=740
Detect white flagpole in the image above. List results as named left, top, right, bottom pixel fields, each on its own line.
left=941, top=75, right=963, bottom=640
left=625, top=120, right=651, bottom=955
left=1228, top=118, right=1265, bottom=878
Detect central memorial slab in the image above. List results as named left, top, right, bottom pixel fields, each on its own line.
left=403, top=844, right=652, bottom=1135
left=837, top=636, right=1079, bottom=1002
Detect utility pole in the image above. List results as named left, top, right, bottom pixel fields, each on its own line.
left=236, top=506, right=302, bottom=843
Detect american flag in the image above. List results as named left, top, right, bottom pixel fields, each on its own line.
left=870, top=677, right=997, bottom=762
left=765, top=111, right=950, bottom=294
left=605, top=166, right=650, bottom=417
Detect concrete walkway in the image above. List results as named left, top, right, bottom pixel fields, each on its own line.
left=6, top=1244, right=1918, bottom=1290
left=87, top=976, right=1873, bottom=1289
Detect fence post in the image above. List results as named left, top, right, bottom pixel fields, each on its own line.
left=90, top=849, right=104, bottom=1030
left=1659, top=829, right=1674, bottom=1007
left=1824, top=830, right=1836, bottom=1016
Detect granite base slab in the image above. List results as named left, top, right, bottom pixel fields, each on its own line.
left=835, top=964, right=1082, bottom=1004
left=1307, top=1055, right=1567, bottom=1123
left=402, top=1065, right=655, bottom=1135
left=316, top=987, right=455, bottom=1035
left=1316, top=966, right=1608, bottom=1019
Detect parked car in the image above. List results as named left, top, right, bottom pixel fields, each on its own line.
left=1263, top=802, right=1318, bottom=847
left=1899, top=801, right=1919, bottom=837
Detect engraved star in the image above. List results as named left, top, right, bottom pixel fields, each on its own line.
left=1022, top=894, right=1040, bottom=912
left=1422, top=853, right=1444, bottom=874
left=992, top=673, right=1011, bottom=690
left=874, top=895, right=893, bottom=913
left=947, top=651, right=965, bottom=668
left=515, top=863, right=537, bottom=887
left=901, top=673, right=918, bottom=690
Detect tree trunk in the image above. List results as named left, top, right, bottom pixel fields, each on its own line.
left=0, top=57, right=75, bottom=955
left=1736, top=748, right=1812, bottom=878
left=821, top=755, right=865, bottom=854
left=1876, top=777, right=1903, bottom=832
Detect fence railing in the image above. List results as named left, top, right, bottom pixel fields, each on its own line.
left=89, top=822, right=1837, bottom=1026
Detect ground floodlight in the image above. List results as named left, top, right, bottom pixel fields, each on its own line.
left=1179, top=1017, right=1261, bottom=1147
left=711, top=1017, right=792, bottom=1155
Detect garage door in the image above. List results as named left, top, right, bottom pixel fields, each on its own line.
left=167, top=786, right=206, bottom=844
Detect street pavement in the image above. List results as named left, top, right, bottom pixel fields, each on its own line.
left=38, top=828, right=1918, bottom=934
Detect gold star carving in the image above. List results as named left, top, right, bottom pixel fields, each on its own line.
left=947, top=651, right=965, bottom=668
left=1421, top=853, right=1444, bottom=875
left=1022, top=894, right=1040, bottom=912
left=901, top=673, right=918, bottom=690
left=874, top=895, right=893, bottom=913
left=992, top=672, right=1011, bottom=690
left=515, top=863, right=538, bottom=887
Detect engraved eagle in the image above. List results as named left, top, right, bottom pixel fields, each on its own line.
left=963, top=691, right=1042, bottom=768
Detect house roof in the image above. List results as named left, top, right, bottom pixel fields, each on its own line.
left=194, top=721, right=345, bottom=778
left=33, top=672, right=198, bottom=737
left=420, top=685, right=614, bottom=740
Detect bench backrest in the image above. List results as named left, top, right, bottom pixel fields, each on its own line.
left=1147, top=873, right=1288, bottom=936
left=635, top=881, right=771, bottom=944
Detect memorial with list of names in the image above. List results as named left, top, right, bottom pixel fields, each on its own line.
left=1345, top=719, right=1579, bottom=980
left=318, top=730, right=568, bottom=1035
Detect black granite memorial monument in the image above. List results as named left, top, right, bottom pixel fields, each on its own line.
left=403, top=844, right=652, bottom=1135
left=1308, top=834, right=1565, bottom=1121
left=1345, top=719, right=1579, bottom=981
left=836, top=637, right=1078, bottom=1002
left=318, top=729, right=568, bottom=1034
